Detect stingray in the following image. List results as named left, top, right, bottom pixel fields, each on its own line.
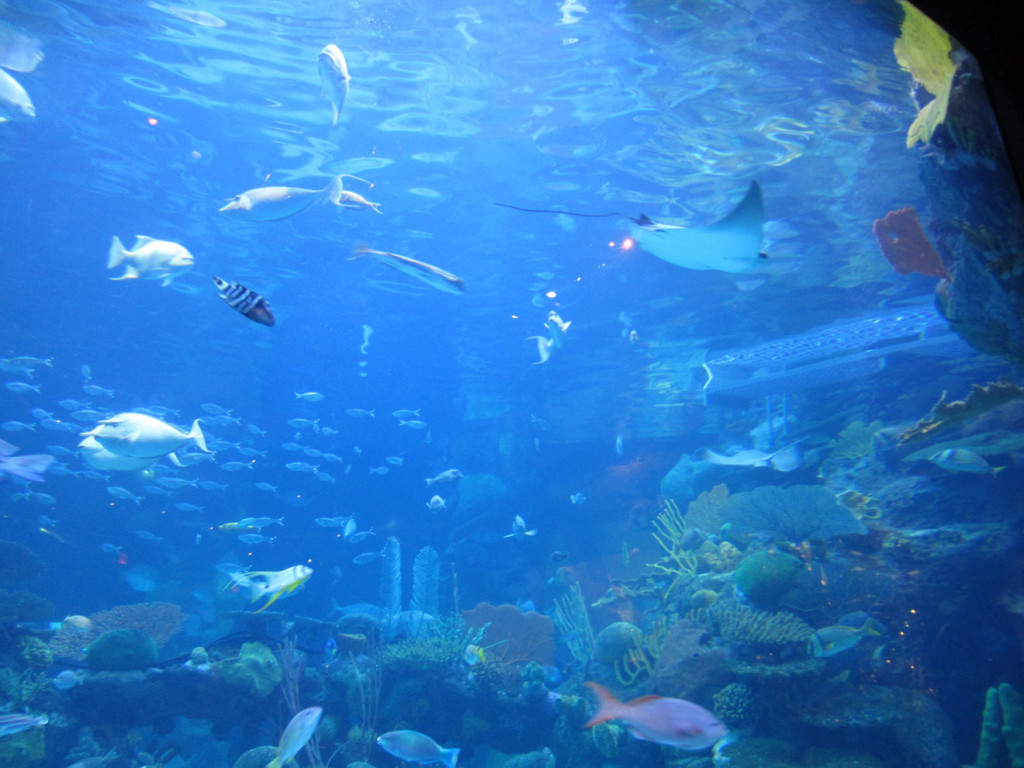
left=699, top=439, right=803, bottom=472
left=496, top=181, right=765, bottom=273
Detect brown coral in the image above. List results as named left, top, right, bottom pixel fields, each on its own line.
left=49, top=601, right=185, bottom=660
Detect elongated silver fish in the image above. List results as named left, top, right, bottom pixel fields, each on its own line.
left=212, top=276, right=275, bottom=326
left=318, top=44, right=350, bottom=126
left=220, top=175, right=364, bottom=221
left=353, top=245, right=465, bottom=294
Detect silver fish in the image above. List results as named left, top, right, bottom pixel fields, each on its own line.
left=318, top=44, right=350, bottom=126
left=353, top=245, right=465, bottom=294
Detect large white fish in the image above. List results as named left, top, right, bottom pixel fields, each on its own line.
left=78, top=435, right=157, bottom=471
left=219, top=174, right=365, bottom=221
left=108, top=236, right=195, bottom=286
left=0, top=68, right=34, bottom=121
left=318, top=44, right=350, bottom=126
left=0, top=21, right=44, bottom=72
left=82, top=412, right=210, bottom=460
left=631, top=181, right=765, bottom=273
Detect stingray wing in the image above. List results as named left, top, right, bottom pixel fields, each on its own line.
left=633, top=181, right=764, bottom=273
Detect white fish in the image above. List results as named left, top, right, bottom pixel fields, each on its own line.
left=426, top=494, right=446, bottom=512
left=348, top=528, right=374, bottom=543
left=0, top=21, right=44, bottom=72
left=107, top=486, right=142, bottom=504
left=79, top=435, right=158, bottom=471
left=527, top=335, right=553, bottom=364
left=315, top=516, right=347, bottom=528
left=82, top=412, right=210, bottom=460
left=699, top=440, right=802, bottom=472
left=219, top=175, right=362, bottom=221
left=0, top=68, right=34, bottom=121
left=342, top=517, right=357, bottom=539
left=318, top=43, right=350, bottom=126
left=503, top=514, right=537, bottom=540
left=426, top=469, right=463, bottom=485
left=295, top=392, right=324, bottom=401
left=631, top=181, right=765, bottom=273
left=107, top=236, right=195, bottom=286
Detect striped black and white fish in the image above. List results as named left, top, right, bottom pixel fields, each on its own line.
left=212, top=276, right=276, bottom=326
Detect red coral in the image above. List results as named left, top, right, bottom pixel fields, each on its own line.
left=461, top=602, right=555, bottom=668
left=873, top=207, right=949, bottom=279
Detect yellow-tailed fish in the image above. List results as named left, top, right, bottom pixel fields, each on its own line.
left=268, top=706, right=323, bottom=768
left=231, top=565, right=313, bottom=613
left=353, top=245, right=465, bottom=294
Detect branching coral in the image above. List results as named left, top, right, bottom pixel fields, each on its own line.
left=711, top=603, right=813, bottom=648
left=614, top=618, right=673, bottom=686
left=647, top=499, right=700, bottom=601
left=897, top=378, right=1024, bottom=444
left=552, top=584, right=595, bottom=667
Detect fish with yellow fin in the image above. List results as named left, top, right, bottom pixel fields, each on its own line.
left=227, top=565, right=313, bottom=613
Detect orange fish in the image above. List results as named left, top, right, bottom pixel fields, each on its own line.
left=584, top=682, right=727, bottom=750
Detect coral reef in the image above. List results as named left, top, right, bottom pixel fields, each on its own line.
left=217, top=641, right=282, bottom=697
left=50, top=601, right=186, bottom=661
left=649, top=619, right=728, bottom=699
left=684, top=483, right=729, bottom=533
left=593, top=622, right=642, bottom=667
left=722, top=484, right=867, bottom=543
left=647, top=498, right=701, bottom=601
left=18, top=636, right=53, bottom=669
left=713, top=682, right=761, bottom=729
left=897, top=379, right=1024, bottom=444
left=711, top=603, right=813, bottom=649
left=828, top=420, right=884, bottom=461
left=552, top=584, right=594, bottom=667
left=85, top=628, right=159, bottom=671
left=873, top=207, right=949, bottom=278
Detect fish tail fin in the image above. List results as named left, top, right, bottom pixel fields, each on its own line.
left=326, top=174, right=345, bottom=206
left=331, top=103, right=340, bottom=127
left=441, top=747, right=460, bottom=768
left=583, top=682, right=625, bottom=728
left=350, top=242, right=371, bottom=261
left=107, top=236, right=126, bottom=269
left=994, top=465, right=1007, bottom=475
left=187, top=419, right=212, bottom=454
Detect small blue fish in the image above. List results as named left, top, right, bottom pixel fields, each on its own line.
left=0, top=712, right=48, bottom=737
left=377, top=730, right=459, bottom=768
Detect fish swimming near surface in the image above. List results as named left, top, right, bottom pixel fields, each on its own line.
left=212, top=276, right=275, bottom=326
left=227, top=564, right=312, bottom=613
left=0, top=68, right=34, bottom=121
left=107, top=235, right=195, bottom=286
left=219, top=174, right=367, bottom=221
left=584, top=681, right=728, bottom=750
left=81, top=412, right=211, bottom=461
left=353, top=245, right=465, bottom=294
left=0, top=438, right=54, bottom=482
left=318, top=44, right=350, bottom=126
left=377, top=729, right=460, bottom=768
left=927, top=448, right=1004, bottom=475
left=268, top=706, right=323, bottom=768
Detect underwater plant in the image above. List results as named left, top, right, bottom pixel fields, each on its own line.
left=721, top=484, right=867, bottom=542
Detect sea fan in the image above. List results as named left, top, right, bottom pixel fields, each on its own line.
left=379, top=537, right=401, bottom=639
left=411, top=545, right=440, bottom=617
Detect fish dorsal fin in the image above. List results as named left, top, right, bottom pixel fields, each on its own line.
left=131, top=235, right=156, bottom=249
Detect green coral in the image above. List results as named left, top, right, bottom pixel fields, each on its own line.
left=735, top=550, right=802, bottom=608
left=828, top=420, right=883, bottom=461
left=712, top=603, right=813, bottom=648
left=713, top=683, right=760, bottom=729
left=85, top=628, right=158, bottom=671
left=587, top=722, right=624, bottom=759
left=218, top=641, right=282, bottom=697
left=976, top=682, right=1024, bottom=768
left=18, top=636, right=53, bottom=669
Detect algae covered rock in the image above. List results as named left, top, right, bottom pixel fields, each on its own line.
left=85, top=628, right=158, bottom=671
left=218, top=641, right=282, bottom=697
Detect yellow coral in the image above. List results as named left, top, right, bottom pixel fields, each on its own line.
left=894, top=0, right=956, bottom=147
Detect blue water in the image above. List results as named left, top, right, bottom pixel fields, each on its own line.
left=1, top=0, right=1022, bottom=766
